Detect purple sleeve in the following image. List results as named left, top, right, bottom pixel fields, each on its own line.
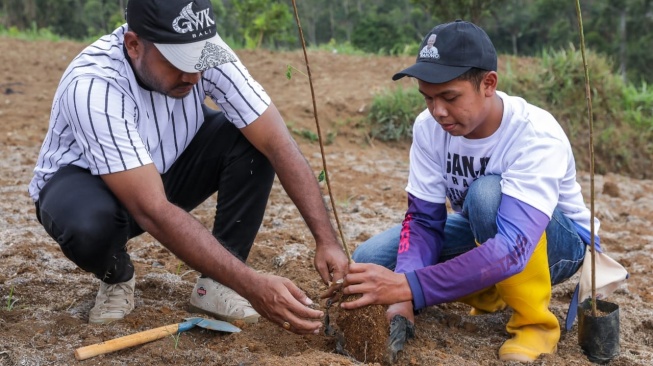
left=395, top=193, right=447, bottom=273
left=394, top=194, right=447, bottom=309
left=405, top=194, right=550, bottom=310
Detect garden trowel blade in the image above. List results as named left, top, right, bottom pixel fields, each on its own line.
left=183, top=317, right=241, bottom=333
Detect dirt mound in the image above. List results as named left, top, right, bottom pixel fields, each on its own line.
left=1, top=37, right=652, bottom=366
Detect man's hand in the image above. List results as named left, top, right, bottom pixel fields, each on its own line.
left=314, top=239, right=349, bottom=285
left=245, top=273, right=324, bottom=335
left=339, top=262, right=413, bottom=309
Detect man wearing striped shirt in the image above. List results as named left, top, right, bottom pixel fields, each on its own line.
left=28, top=0, right=348, bottom=334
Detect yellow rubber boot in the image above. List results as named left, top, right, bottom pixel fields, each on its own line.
left=457, top=285, right=507, bottom=316
left=495, top=232, right=560, bottom=362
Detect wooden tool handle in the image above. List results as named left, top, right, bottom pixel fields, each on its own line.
left=74, top=323, right=180, bottom=361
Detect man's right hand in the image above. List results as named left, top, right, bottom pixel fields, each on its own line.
left=246, top=273, right=324, bottom=335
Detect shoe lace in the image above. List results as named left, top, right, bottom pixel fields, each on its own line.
left=221, top=287, right=252, bottom=311
left=99, top=282, right=134, bottom=311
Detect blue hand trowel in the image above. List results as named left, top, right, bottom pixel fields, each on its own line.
left=74, top=317, right=241, bottom=360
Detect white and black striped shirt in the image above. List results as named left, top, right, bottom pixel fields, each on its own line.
left=29, top=25, right=270, bottom=201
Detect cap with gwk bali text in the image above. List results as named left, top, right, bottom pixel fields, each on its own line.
left=126, top=0, right=236, bottom=73
left=392, top=20, right=497, bottom=84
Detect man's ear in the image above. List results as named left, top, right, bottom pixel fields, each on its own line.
left=123, top=31, right=142, bottom=60
left=482, top=71, right=498, bottom=96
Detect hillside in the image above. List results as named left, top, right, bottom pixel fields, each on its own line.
left=1, top=37, right=652, bottom=366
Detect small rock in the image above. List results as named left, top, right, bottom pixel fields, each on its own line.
left=603, top=181, right=620, bottom=197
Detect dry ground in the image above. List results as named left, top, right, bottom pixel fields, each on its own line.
left=1, top=37, right=652, bottom=366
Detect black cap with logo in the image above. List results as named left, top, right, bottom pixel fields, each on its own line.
left=392, top=20, right=497, bottom=84
left=126, top=0, right=235, bottom=73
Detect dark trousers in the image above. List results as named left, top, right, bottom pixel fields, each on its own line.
left=36, top=106, right=275, bottom=284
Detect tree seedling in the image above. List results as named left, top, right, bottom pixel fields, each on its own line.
left=285, top=64, right=307, bottom=80
left=575, top=1, right=621, bottom=363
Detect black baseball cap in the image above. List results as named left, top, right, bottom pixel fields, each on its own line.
left=393, top=20, right=497, bottom=84
left=126, top=0, right=235, bottom=73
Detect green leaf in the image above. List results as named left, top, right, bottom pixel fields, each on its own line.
left=318, top=170, right=325, bottom=182
left=286, top=65, right=293, bottom=80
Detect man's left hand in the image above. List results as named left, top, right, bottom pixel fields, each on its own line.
left=339, top=262, right=413, bottom=309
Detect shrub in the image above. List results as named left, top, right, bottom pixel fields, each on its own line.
left=364, top=85, right=423, bottom=142
left=500, top=46, right=653, bottom=178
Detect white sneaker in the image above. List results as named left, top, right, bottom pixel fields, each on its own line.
left=88, top=276, right=135, bottom=324
left=189, top=277, right=260, bottom=324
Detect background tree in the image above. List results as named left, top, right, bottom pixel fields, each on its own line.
left=350, top=1, right=419, bottom=55
left=486, top=0, right=537, bottom=55
left=227, top=0, right=294, bottom=49
left=409, top=0, right=509, bottom=24
left=83, top=0, right=122, bottom=37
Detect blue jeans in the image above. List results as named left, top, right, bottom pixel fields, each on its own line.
left=353, top=175, right=585, bottom=286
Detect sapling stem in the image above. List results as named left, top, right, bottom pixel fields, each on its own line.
left=290, top=0, right=351, bottom=263
left=574, top=0, right=597, bottom=316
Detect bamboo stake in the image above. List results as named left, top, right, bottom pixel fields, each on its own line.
left=290, top=0, right=351, bottom=263
left=574, top=0, right=597, bottom=315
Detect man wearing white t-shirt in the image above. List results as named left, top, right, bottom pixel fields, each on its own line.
left=337, top=20, right=597, bottom=362
left=28, top=0, right=348, bottom=334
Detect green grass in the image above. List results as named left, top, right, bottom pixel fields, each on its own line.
left=0, top=23, right=63, bottom=42
left=291, top=127, right=319, bottom=142
left=170, top=332, right=182, bottom=349
left=5, top=286, right=17, bottom=310
left=0, top=23, right=107, bottom=44
left=308, top=39, right=368, bottom=56
left=363, top=85, right=423, bottom=142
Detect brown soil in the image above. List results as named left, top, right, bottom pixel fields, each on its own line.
left=329, top=295, right=389, bottom=364
left=1, top=37, right=652, bottom=366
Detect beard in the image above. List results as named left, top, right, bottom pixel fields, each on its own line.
left=134, top=63, right=195, bottom=100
